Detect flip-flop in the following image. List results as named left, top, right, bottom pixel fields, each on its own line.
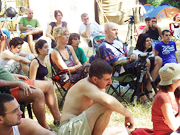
left=54, top=120, right=60, bottom=126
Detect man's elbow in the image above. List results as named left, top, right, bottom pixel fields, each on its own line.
left=82, top=34, right=89, bottom=38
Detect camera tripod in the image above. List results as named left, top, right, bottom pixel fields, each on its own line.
left=130, top=60, right=157, bottom=104
left=124, top=16, right=136, bottom=46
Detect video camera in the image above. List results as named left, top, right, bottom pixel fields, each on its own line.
left=124, top=15, right=134, bottom=24
left=137, top=52, right=153, bottom=68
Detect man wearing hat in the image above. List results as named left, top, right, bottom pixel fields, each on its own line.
left=152, top=63, right=180, bottom=135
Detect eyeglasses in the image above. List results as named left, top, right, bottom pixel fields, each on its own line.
left=4, top=106, right=21, bottom=115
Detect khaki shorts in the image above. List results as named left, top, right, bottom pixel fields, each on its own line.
left=58, top=111, right=91, bottom=135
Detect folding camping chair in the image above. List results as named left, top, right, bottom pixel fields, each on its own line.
left=106, top=53, right=157, bottom=105
left=80, top=34, right=105, bottom=56
left=49, top=54, right=75, bottom=107
left=0, top=86, right=33, bottom=119
left=95, top=44, right=157, bottom=104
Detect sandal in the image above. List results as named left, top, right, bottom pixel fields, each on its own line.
left=54, top=120, right=60, bottom=126
left=139, top=92, right=152, bottom=104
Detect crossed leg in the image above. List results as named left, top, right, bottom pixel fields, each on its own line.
left=18, top=87, right=50, bottom=129
left=86, top=103, right=129, bottom=135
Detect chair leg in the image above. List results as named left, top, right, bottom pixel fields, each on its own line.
left=20, top=103, right=33, bottom=119
left=27, top=104, right=33, bottom=119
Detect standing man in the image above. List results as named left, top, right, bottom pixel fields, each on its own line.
left=79, top=13, right=104, bottom=38
left=58, top=59, right=134, bottom=135
left=142, top=17, right=162, bottom=47
left=19, top=8, right=43, bottom=54
left=154, top=30, right=178, bottom=66
left=0, top=93, right=55, bottom=135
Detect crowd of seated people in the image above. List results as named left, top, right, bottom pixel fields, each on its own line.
left=1, top=6, right=180, bottom=134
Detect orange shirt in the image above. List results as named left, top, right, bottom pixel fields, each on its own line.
left=152, top=90, right=180, bottom=135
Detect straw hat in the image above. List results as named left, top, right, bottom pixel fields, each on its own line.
left=159, top=63, right=180, bottom=86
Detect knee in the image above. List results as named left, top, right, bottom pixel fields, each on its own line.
left=45, top=81, right=55, bottom=92
left=155, top=56, right=162, bottom=67
left=27, top=35, right=33, bottom=40
left=33, top=87, right=44, bottom=99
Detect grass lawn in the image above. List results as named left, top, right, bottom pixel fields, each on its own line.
left=22, top=19, right=180, bottom=133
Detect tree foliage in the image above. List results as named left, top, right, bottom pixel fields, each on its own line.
left=147, top=0, right=180, bottom=9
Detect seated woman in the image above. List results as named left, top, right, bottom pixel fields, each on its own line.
left=46, top=10, right=69, bottom=48
left=171, top=14, right=180, bottom=32
left=134, top=33, right=162, bottom=102
left=68, top=33, right=87, bottom=64
left=0, top=37, right=34, bottom=75
left=152, top=63, right=180, bottom=135
left=29, top=40, right=49, bottom=80
left=50, top=27, right=90, bottom=82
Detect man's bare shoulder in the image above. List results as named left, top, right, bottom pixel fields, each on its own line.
left=70, top=78, right=98, bottom=92
left=19, top=118, right=53, bottom=135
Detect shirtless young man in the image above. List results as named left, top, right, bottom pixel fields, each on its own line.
left=58, top=59, right=134, bottom=135
left=0, top=93, right=55, bottom=135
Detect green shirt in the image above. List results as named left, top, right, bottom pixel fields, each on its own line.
left=19, top=17, right=40, bottom=33
left=75, top=47, right=87, bottom=64
left=0, top=65, right=17, bottom=81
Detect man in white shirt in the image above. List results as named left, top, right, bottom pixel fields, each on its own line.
left=79, top=13, right=104, bottom=38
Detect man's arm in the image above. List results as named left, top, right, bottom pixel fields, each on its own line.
left=1, top=51, right=31, bottom=64
left=82, top=83, right=134, bottom=128
left=141, top=26, right=148, bottom=34
left=154, top=50, right=159, bottom=56
left=154, top=24, right=162, bottom=36
left=175, top=52, right=178, bottom=63
left=81, top=22, right=91, bottom=38
left=19, top=118, right=55, bottom=135
left=0, top=79, right=35, bottom=96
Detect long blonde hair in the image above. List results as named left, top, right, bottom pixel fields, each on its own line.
left=53, top=26, right=69, bottom=42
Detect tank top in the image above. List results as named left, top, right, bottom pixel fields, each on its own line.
left=147, top=26, right=159, bottom=40
left=174, top=24, right=179, bottom=28
left=34, top=58, right=48, bottom=80
left=53, top=46, right=76, bottom=73
left=49, top=22, right=67, bottom=35
left=12, top=125, right=20, bottom=135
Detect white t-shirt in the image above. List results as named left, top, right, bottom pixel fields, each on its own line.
left=12, top=125, right=20, bottom=135
left=79, top=22, right=103, bottom=38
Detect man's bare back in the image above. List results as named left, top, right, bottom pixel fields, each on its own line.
left=60, top=78, right=98, bottom=124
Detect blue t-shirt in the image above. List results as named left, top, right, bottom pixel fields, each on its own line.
left=154, top=41, right=177, bottom=66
